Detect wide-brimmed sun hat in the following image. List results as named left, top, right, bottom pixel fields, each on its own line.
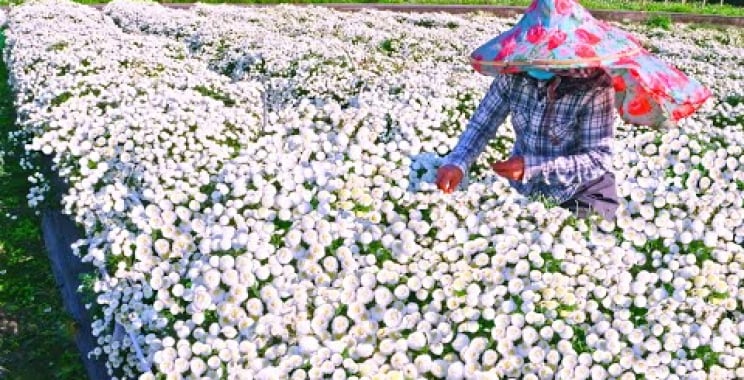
left=470, top=0, right=712, bottom=127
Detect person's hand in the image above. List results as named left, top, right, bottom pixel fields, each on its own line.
left=435, top=165, right=464, bottom=194
left=491, top=156, right=525, bottom=181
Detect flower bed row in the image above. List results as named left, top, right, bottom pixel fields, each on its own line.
left=4, top=0, right=744, bottom=379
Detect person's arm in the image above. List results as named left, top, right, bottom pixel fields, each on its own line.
left=442, top=74, right=512, bottom=176
left=522, top=86, right=614, bottom=185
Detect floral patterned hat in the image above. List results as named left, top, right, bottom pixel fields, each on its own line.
left=470, top=0, right=712, bottom=127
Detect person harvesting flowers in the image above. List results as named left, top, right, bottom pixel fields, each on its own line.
left=436, top=0, right=711, bottom=220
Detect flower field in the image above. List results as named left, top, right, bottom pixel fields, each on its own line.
left=3, top=0, right=744, bottom=378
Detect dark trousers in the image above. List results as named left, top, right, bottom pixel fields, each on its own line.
left=559, top=172, right=619, bottom=221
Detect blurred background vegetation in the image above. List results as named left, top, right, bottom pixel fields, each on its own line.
left=0, top=0, right=742, bottom=16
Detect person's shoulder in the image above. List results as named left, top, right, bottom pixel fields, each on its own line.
left=498, top=72, right=526, bottom=83
left=490, top=73, right=522, bottom=93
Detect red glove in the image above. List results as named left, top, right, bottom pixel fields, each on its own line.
left=491, top=156, right=525, bottom=181
left=435, top=165, right=464, bottom=194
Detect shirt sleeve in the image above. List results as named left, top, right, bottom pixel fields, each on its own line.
left=442, top=75, right=512, bottom=176
left=522, top=86, right=614, bottom=185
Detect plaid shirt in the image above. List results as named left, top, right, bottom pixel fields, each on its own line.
left=444, top=70, right=615, bottom=204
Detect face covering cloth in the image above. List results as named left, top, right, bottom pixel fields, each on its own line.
left=526, top=69, right=556, bottom=80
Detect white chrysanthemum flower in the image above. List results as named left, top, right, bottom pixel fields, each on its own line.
left=407, top=331, right=427, bottom=351
left=14, top=3, right=744, bottom=377
left=522, top=327, right=539, bottom=346
left=203, top=268, right=221, bottom=290
left=374, top=287, right=394, bottom=307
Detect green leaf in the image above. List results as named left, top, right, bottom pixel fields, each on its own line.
left=662, top=283, right=674, bottom=296
left=687, top=240, right=713, bottom=262
left=273, top=218, right=292, bottom=231
left=629, top=305, right=648, bottom=326
left=335, top=303, right=348, bottom=317
left=511, top=295, right=523, bottom=312
left=541, top=252, right=562, bottom=273
left=691, top=345, right=720, bottom=371
left=352, top=203, right=373, bottom=213
left=708, top=290, right=729, bottom=301
left=571, top=327, right=592, bottom=354
left=51, top=92, right=73, bottom=107
left=420, top=208, right=432, bottom=223
left=557, top=303, right=578, bottom=315
left=194, top=85, right=236, bottom=107
left=364, top=240, right=393, bottom=264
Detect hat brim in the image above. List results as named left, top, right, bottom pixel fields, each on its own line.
left=607, top=52, right=712, bottom=126
left=469, top=0, right=711, bottom=126
left=470, top=2, right=645, bottom=73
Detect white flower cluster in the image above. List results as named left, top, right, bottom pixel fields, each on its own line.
left=5, top=0, right=744, bottom=379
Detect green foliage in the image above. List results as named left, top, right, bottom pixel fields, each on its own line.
left=334, top=303, right=348, bottom=317
left=194, top=85, right=236, bottom=107
left=224, top=135, right=241, bottom=158
left=269, top=217, right=293, bottom=248
left=646, top=15, right=673, bottom=30
left=0, top=31, right=85, bottom=379
left=378, top=38, right=398, bottom=55
left=321, top=238, right=347, bottom=263
left=77, top=272, right=98, bottom=307
left=363, top=240, right=393, bottom=264
left=662, top=282, right=674, bottom=296
left=629, top=304, right=648, bottom=326
left=199, top=182, right=218, bottom=198
left=556, top=303, right=578, bottom=316
left=477, top=317, right=495, bottom=335
left=51, top=91, right=73, bottom=107
left=540, top=252, right=563, bottom=273
left=48, top=41, right=68, bottom=52
left=723, top=95, right=744, bottom=107
left=413, top=19, right=436, bottom=28
left=326, top=238, right=345, bottom=255
left=707, top=290, right=729, bottom=302
left=105, top=253, right=128, bottom=274
left=269, top=233, right=285, bottom=248
left=273, top=218, right=293, bottom=232
left=630, top=238, right=664, bottom=276
left=203, top=309, right=219, bottom=326
left=511, top=295, right=523, bottom=312
left=571, top=326, right=592, bottom=354
left=353, top=203, right=374, bottom=213
left=688, top=345, right=721, bottom=371
left=735, top=179, right=744, bottom=191
left=530, top=193, right=561, bottom=209
left=686, top=240, right=713, bottom=263
left=420, top=208, right=432, bottom=223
